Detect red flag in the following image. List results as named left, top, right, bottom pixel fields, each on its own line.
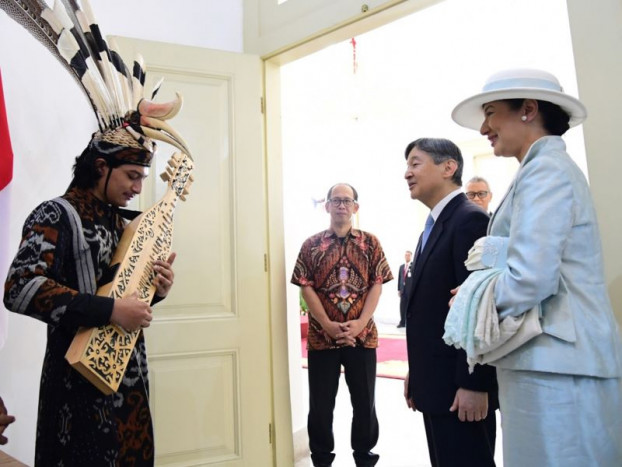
left=0, top=69, right=14, bottom=191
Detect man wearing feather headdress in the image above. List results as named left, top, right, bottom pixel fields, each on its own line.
left=1, top=0, right=192, bottom=464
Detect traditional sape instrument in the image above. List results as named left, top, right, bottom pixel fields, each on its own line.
left=66, top=152, right=194, bottom=394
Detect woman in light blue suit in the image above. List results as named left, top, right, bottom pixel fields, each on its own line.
left=451, top=69, right=622, bottom=467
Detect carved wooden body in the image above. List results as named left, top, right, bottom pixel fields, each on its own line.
left=65, top=153, right=194, bottom=394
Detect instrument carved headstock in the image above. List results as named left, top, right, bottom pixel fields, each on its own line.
left=160, top=152, right=194, bottom=201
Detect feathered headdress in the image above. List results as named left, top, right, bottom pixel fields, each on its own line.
left=0, top=0, right=192, bottom=167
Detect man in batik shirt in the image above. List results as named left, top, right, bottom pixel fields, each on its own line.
left=292, top=183, right=393, bottom=467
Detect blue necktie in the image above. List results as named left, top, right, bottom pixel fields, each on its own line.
left=421, top=214, right=434, bottom=250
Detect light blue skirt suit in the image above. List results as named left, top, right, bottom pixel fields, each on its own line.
left=484, top=136, right=622, bottom=466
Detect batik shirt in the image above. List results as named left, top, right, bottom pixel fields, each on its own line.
left=4, top=187, right=154, bottom=466
left=291, top=228, right=393, bottom=350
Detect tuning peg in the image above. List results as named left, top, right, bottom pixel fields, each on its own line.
left=168, top=153, right=182, bottom=167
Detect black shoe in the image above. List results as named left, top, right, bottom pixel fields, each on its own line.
left=311, top=454, right=334, bottom=467
left=354, top=450, right=379, bottom=466
left=397, top=323, right=405, bottom=328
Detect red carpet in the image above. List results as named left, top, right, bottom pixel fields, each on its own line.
left=300, top=335, right=408, bottom=380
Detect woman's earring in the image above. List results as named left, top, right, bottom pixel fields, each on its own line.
left=521, top=115, right=528, bottom=122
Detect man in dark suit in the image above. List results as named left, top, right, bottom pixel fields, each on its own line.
left=402, top=138, right=498, bottom=467
left=396, top=250, right=412, bottom=328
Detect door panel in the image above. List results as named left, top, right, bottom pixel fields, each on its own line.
left=152, top=351, right=238, bottom=461
left=113, top=37, right=271, bottom=466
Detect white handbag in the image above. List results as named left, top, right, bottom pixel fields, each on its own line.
left=466, top=238, right=543, bottom=367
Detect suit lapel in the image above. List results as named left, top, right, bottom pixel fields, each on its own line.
left=406, top=194, right=465, bottom=309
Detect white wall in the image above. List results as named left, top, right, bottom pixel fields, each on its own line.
left=0, top=1, right=242, bottom=462
left=567, top=0, right=622, bottom=325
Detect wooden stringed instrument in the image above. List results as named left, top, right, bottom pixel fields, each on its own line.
left=65, top=152, right=194, bottom=394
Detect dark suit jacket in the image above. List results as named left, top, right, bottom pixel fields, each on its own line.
left=397, top=263, right=411, bottom=294
left=405, top=193, right=499, bottom=414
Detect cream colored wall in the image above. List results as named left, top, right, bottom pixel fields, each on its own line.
left=567, top=0, right=622, bottom=324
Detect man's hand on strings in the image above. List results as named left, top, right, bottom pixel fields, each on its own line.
left=111, top=291, right=153, bottom=332
left=154, top=252, right=176, bottom=298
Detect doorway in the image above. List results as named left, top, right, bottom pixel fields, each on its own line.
left=273, top=0, right=584, bottom=464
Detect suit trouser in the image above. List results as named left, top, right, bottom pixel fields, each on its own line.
left=307, top=347, right=379, bottom=467
left=422, top=408, right=496, bottom=467
left=399, top=296, right=407, bottom=325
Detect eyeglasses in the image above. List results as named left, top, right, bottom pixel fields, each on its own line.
left=328, top=198, right=356, bottom=207
left=465, top=191, right=489, bottom=200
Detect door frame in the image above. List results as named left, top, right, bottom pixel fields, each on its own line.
left=262, top=2, right=444, bottom=465
left=265, top=0, right=622, bottom=463
left=264, top=0, right=622, bottom=464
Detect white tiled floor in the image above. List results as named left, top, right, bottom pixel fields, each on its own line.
left=294, top=320, right=504, bottom=467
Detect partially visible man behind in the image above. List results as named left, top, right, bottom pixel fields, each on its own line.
left=465, top=176, right=493, bottom=214
left=0, top=396, right=15, bottom=445
left=396, top=250, right=412, bottom=328
left=292, top=183, right=393, bottom=467
left=402, top=138, right=498, bottom=467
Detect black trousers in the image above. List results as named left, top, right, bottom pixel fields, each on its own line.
left=422, top=408, right=497, bottom=467
left=399, top=295, right=407, bottom=326
left=307, top=347, right=379, bottom=467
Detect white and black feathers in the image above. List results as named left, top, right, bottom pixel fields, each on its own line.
left=0, top=0, right=191, bottom=158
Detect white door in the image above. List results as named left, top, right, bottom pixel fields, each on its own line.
left=114, top=37, right=272, bottom=466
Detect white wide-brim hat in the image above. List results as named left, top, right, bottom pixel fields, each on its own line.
left=452, top=68, right=587, bottom=130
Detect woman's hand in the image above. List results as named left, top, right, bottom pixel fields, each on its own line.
left=448, top=286, right=460, bottom=307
